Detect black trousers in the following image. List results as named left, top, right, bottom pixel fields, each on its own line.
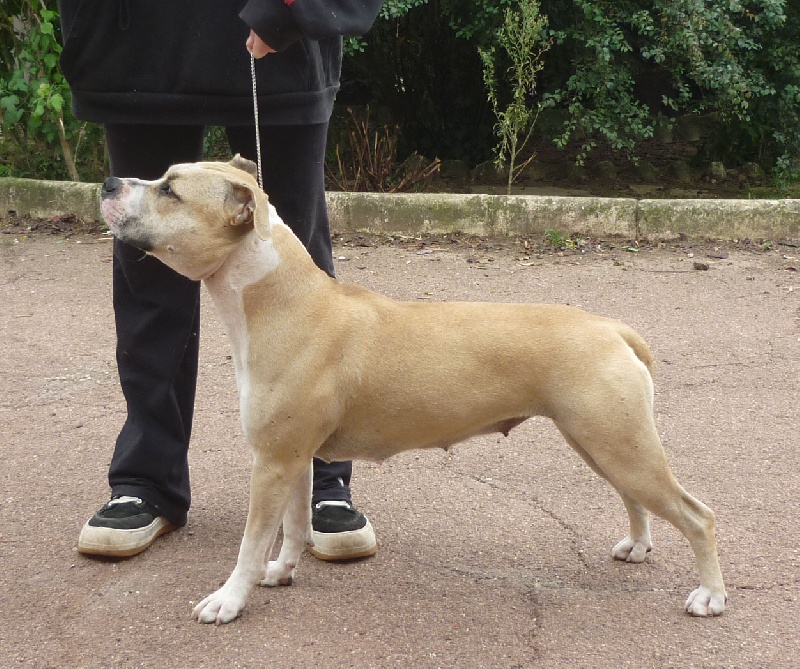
left=105, top=122, right=352, bottom=526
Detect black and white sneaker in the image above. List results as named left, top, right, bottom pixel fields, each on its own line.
left=310, top=501, right=377, bottom=561
left=77, top=496, right=176, bottom=557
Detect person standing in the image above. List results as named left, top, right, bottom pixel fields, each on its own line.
left=57, top=0, right=384, bottom=560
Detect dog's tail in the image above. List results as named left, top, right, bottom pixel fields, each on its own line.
left=618, top=323, right=655, bottom=376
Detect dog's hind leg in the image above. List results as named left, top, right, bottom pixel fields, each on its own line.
left=556, top=413, right=726, bottom=616
left=610, top=496, right=653, bottom=564
left=556, top=426, right=653, bottom=563
left=261, top=463, right=313, bottom=587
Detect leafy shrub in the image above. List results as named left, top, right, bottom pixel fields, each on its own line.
left=4, top=0, right=800, bottom=182
left=346, top=0, right=800, bottom=173
left=542, top=0, right=794, bottom=166
left=480, top=0, right=551, bottom=192
left=1, top=0, right=104, bottom=181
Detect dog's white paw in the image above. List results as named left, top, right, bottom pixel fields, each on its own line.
left=685, top=585, right=727, bottom=617
left=260, top=560, right=297, bottom=587
left=611, top=536, right=652, bottom=563
left=192, top=587, right=247, bottom=625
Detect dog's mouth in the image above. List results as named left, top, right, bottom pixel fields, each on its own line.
left=100, top=200, right=154, bottom=252
left=118, top=230, right=154, bottom=252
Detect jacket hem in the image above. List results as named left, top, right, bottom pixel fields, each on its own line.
left=70, top=88, right=339, bottom=127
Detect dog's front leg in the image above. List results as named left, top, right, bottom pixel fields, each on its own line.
left=261, top=463, right=313, bottom=587
left=193, top=456, right=301, bottom=625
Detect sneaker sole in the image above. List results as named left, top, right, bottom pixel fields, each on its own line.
left=77, top=517, right=177, bottom=558
left=309, top=518, right=377, bottom=561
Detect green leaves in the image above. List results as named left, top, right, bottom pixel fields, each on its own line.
left=481, top=0, right=551, bottom=192
left=4, top=0, right=800, bottom=180
left=537, top=0, right=798, bottom=165
left=1, top=1, right=102, bottom=180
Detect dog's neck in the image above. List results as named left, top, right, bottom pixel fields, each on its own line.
left=206, top=216, right=320, bottom=288
left=203, top=219, right=330, bottom=391
left=206, top=228, right=281, bottom=294
left=203, top=216, right=333, bottom=338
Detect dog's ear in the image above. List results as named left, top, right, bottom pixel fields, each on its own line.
left=228, top=154, right=258, bottom=179
left=226, top=180, right=272, bottom=240
left=227, top=182, right=257, bottom=227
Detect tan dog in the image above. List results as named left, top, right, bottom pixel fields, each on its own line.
left=99, top=156, right=727, bottom=625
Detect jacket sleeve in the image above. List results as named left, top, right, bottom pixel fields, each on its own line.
left=239, top=0, right=385, bottom=52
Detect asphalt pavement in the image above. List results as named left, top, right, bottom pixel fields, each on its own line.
left=1, top=231, right=798, bottom=668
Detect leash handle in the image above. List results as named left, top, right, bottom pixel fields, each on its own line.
left=250, top=53, right=264, bottom=190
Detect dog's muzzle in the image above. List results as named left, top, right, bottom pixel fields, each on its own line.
left=99, top=177, right=153, bottom=252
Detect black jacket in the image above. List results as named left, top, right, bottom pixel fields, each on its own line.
left=58, top=0, right=383, bottom=126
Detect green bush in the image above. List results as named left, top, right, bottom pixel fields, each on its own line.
left=346, top=0, right=800, bottom=172
left=1, top=0, right=104, bottom=181
left=3, top=0, right=800, bottom=182
left=480, top=0, right=551, bottom=193
left=541, top=0, right=794, bottom=166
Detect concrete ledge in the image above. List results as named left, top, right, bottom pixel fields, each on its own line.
left=1, top=177, right=798, bottom=241
left=0, top=178, right=101, bottom=222
left=638, top=198, right=800, bottom=241
left=327, top=192, right=638, bottom=238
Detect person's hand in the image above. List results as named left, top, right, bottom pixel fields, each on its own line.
left=247, top=30, right=276, bottom=58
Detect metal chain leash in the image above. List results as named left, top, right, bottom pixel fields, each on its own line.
left=250, top=53, right=264, bottom=190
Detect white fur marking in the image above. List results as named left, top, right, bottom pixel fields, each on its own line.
left=204, top=223, right=281, bottom=430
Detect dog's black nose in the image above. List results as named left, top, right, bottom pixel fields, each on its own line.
left=101, top=176, right=123, bottom=198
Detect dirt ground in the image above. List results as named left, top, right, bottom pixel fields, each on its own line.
left=1, top=226, right=798, bottom=669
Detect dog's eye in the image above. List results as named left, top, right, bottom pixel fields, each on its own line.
left=159, top=182, right=182, bottom=202
left=159, top=182, right=183, bottom=203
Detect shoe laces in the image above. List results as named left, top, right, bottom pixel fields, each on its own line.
left=314, top=500, right=352, bottom=511
left=107, top=495, right=144, bottom=507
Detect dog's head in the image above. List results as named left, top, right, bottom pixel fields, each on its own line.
left=101, top=155, right=270, bottom=280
